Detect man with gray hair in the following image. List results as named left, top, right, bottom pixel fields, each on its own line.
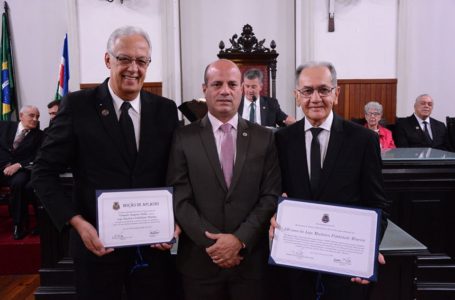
left=239, top=68, right=295, bottom=127
left=394, top=94, right=452, bottom=151
left=271, top=61, right=389, bottom=300
left=0, top=105, right=43, bottom=239
left=32, top=26, right=179, bottom=299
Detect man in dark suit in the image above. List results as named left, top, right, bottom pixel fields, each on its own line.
left=0, top=105, right=43, bottom=239
left=32, top=26, right=179, bottom=300
left=167, top=59, right=280, bottom=300
left=394, top=94, right=452, bottom=151
left=272, top=62, right=389, bottom=300
left=238, top=68, right=295, bottom=127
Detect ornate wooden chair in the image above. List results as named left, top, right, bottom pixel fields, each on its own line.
left=217, top=24, right=279, bottom=98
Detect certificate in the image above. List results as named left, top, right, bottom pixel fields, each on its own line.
left=96, top=188, right=175, bottom=248
left=269, top=198, right=380, bottom=281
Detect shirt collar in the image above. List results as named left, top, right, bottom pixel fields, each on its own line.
left=244, top=95, right=259, bottom=103
left=414, top=113, right=430, bottom=124
left=108, top=78, right=141, bottom=114
left=17, top=122, right=26, bottom=133
left=304, top=111, right=334, bottom=131
left=207, top=112, right=238, bottom=132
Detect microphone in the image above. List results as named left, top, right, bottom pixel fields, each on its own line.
left=252, top=95, right=257, bottom=102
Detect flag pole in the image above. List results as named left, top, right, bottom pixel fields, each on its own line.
left=3, top=1, right=19, bottom=120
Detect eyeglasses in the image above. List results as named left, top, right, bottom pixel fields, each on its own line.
left=366, top=112, right=381, bottom=117
left=111, top=53, right=151, bottom=68
left=296, top=86, right=335, bottom=98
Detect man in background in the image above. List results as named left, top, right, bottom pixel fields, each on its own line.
left=0, top=105, right=43, bottom=239
left=32, top=26, right=179, bottom=300
left=238, top=68, right=295, bottom=127
left=394, top=94, right=452, bottom=151
left=47, top=100, right=60, bottom=123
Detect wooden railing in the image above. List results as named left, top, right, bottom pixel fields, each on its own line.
left=336, top=79, right=397, bottom=124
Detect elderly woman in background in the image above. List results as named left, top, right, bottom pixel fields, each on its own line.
left=364, top=101, right=396, bottom=149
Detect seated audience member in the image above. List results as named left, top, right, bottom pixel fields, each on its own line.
left=239, top=68, right=295, bottom=127
left=47, top=100, right=60, bottom=124
left=394, top=94, right=452, bottom=151
left=364, top=101, right=395, bottom=149
left=0, top=105, right=43, bottom=239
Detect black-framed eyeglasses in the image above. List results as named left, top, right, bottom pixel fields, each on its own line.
left=296, top=86, right=335, bottom=98
left=111, top=53, right=151, bottom=68
left=366, top=112, right=381, bottom=117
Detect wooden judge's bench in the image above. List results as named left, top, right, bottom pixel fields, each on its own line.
left=33, top=148, right=455, bottom=300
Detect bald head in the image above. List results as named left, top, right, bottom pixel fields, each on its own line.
left=202, top=59, right=242, bottom=123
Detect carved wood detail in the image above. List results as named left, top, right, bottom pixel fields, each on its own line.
left=218, top=24, right=278, bottom=98
left=336, top=79, right=397, bottom=124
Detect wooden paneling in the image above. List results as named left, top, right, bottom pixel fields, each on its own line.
left=336, top=79, right=397, bottom=124
left=80, top=82, right=162, bottom=96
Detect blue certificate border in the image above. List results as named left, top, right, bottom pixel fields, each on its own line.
left=96, top=187, right=175, bottom=248
left=269, top=196, right=382, bottom=282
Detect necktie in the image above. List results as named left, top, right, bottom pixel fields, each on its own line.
left=423, top=121, right=432, bottom=142
left=310, top=127, right=323, bottom=197
left=13, top=129, right=28, bottom=150
left=249, top=102, right=256, bottom=123
left=119, top=102, right=137, bottom=166
left=220, top=123, right=234, bottom=188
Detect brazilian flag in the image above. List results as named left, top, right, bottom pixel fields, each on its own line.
left=0, top=2, right=17, bottom=121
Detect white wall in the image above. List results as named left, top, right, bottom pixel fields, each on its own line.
left=3, top=0, right=454, bottom=128
left=5, top=0, right=68, bottom=127
left=77, top=0, right=162, bottom=83
left=295, top=0, right=398, bottom=119
left=397, top=0, right=455, bottom=122
left=180, top=0, right=296, bottom=117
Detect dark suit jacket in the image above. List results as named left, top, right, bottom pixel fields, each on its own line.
left=238, top=96, right=288, bottom=127
left=275, top=114, right=389, bottom=237
left=0, top=121, right=44, bottom=170
left=32, top=78, right=178, bottom=233
left=394, top=115, right=451, bottom=151
left=166, top=116, right=280, bottom=279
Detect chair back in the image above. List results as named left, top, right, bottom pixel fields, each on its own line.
left=217, top=24, right=279, bottom=98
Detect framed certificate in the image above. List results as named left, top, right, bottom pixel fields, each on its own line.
left=96, top=187, right=175, bottom=248
left=269, top=197, right=381, bottom=281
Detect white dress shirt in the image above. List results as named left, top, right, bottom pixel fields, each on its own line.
left=207, top=112, right=238, bottom=161
left=304, top=111, right=333, bottom=178
left=108, top=79, right=141, bottom=150
left=241, top=96, right=261, bottom=124
left=414, top=113, right=433, bottom=140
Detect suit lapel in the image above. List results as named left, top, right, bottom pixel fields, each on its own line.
left=410, top=115, right=428, bottom=142
left=295, top=120, right=311, bottom=195
left=95, top=80, right=132, bottom=168
left=227, top=117, right=250, bottom=197
left=199, top=116, right=227, bottom=191
left=8, top=123, right=18, bottom=147
left=16, top=129, right=36, bottom=151
left=318, top=114, right=344, bottom=198
left=238, top=98, right=244, bottom=116
left=260, top=97, right=267, bottom=126
left=136, top=93, right=156, bottom=167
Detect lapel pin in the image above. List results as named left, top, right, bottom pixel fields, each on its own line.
left=262, top=106, right=266, bottom=110
left=101, top=109, right=110, bottom=116
left=242, top=132, right=248, bottom=137
left=416, top=126, right=420, bottom=130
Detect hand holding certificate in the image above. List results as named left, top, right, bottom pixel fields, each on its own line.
left=270, top=198, right=381, bottom=281
left=97, top=188, right=175, bottom=248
